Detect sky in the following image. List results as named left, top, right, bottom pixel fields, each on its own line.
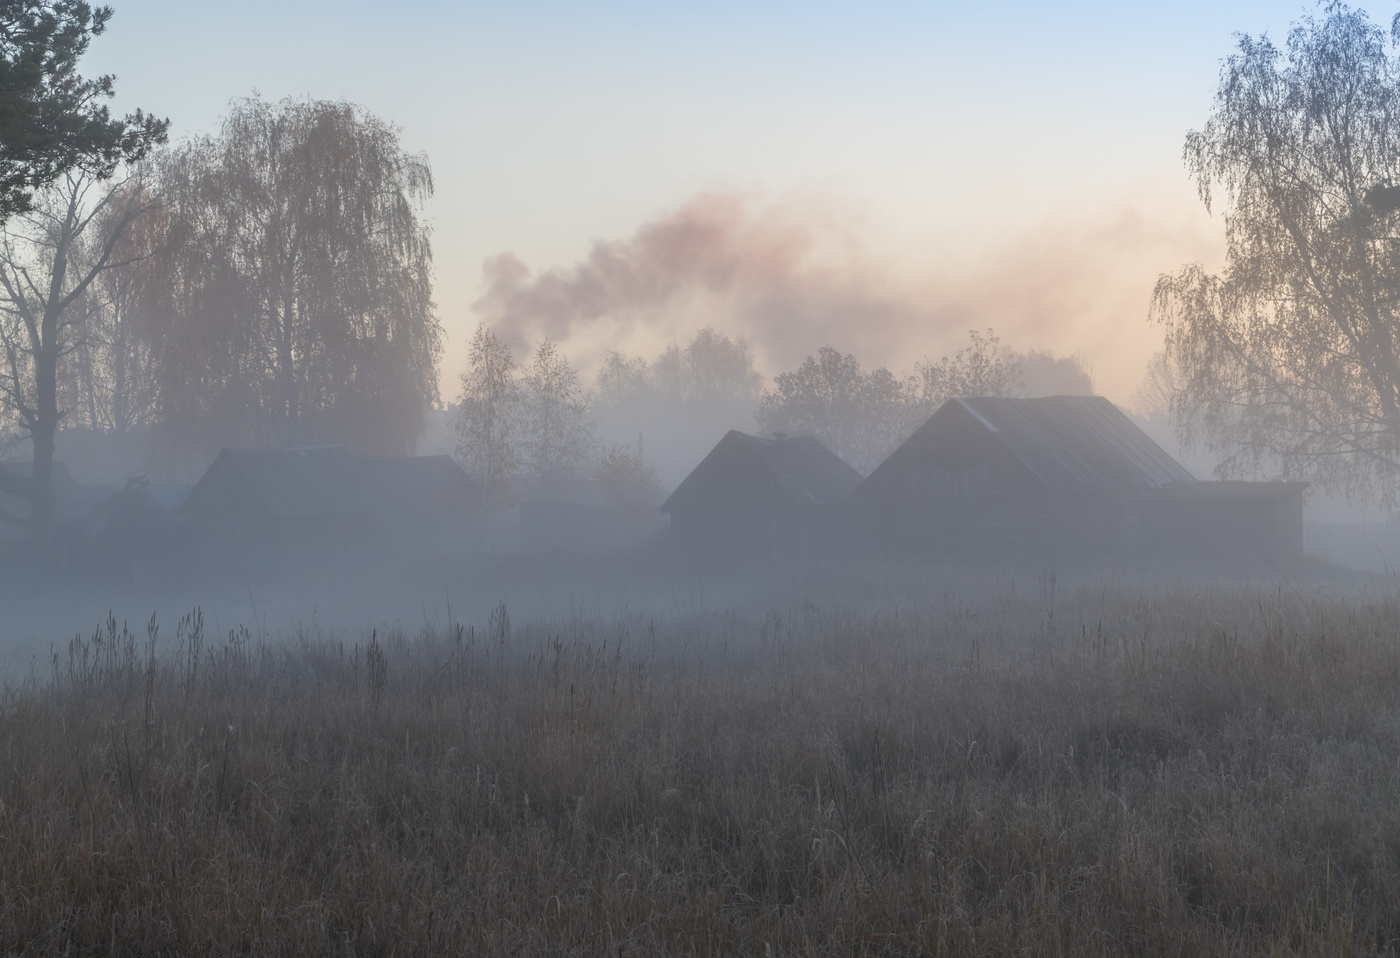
left=82, top=1, right=1398, bottom=405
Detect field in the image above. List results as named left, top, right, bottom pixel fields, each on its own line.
left=4, top=563, right=1400, bottom=955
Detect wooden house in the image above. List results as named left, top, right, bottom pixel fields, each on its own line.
left=661, top=431, right=863, bottom=556
left=856, top=396, right=1303, bottom=562
left=177, top=446, right=480, bottom=570
left=358, top=453, right=482, bottom=547
left=181, top=446, right=378, bottom=526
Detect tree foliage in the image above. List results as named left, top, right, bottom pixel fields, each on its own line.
left=0, top=1, right=166, bottom=219
left=454, top=333, right=597, bottom=498
left=595, top=327, right=762, bottom=406
left=519, top=339, right=593, bottom=484
left=757, top=330, right=1021, bottom=474
left=151, top=96, right=440, bottom=462
left=453, top=324, right=519, bottom=506
left=595, top=441, right=661, bottom=514
left=1154, top=5, right=1400, bottom=502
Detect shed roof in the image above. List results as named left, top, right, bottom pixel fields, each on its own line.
left=863, top=396, right=1195, bottom=495
left=182, top=446, right=378, bottom=520
left=661, top=431, right=863, bottom=514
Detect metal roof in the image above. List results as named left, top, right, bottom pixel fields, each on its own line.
left=661, top=431, right=863, bottom=513
left=956, top=396, right=1194, bottom=492
left=863, top=396, right=1195, bottom=495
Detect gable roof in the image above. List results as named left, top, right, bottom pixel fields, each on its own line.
left=181, top=446, right=379, bottom=520
left=661, top=431, right=863, bottom=514
left=862, top=395, right=1194, bottom=495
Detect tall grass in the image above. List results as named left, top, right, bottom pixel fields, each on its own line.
left=4, top=577, right=1400, bottom=955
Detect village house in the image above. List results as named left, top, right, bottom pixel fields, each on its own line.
left=855, top=395, right=1304, bottom=562
left=175, top=446, right=480, bottom=574
left=661, top=430, right=863, bottom=556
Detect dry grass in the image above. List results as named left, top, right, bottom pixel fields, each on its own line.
left=4, top=574, right=1400, bottom=955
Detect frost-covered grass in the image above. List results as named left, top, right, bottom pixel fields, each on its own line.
left=4, top=573, right=1400, bottom=955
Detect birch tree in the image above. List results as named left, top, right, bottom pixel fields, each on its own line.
left=153, top=96, right=440, bottom=459
left=1153, top=6, right=1400, bottom=503
left=453, top=324, right=520, bottom=505
left=519, top=339, right=592, bottom=484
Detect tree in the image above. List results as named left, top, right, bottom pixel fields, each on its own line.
left=519, top=339, right=593, bottom=484
left=679, top=326, right=763, bottom=400
left=0, top=1, right=167, bottom=219
left=453, top=324, right=520, bottom=506
left=757, top=330, right=1020, bottom=474
left=61, top=175, right=162, bottom=435
left=0, top=170, right=155, bottom=545
left=592, top=327, right=759, bottom=486
left=595, top=441, right=661, bottom=515
left=756, top=346, right=899, bottom=474
left=1016, top=349, right=1093, bottom=398
left=594, top=349, right=650, bottom=406
left=1153, top=6, right=1400, bottom=503
left=152, top=96, right=440, bottom=461
left=907, top=329, right=1022, bottom=422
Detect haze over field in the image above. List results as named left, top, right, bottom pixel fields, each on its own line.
left=13, top=4, right=1400, bottom=955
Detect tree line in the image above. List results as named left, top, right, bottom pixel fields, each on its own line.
left=452, top=324, right=1051, bottom=507
left=16, top=0, right=1400, bottom=548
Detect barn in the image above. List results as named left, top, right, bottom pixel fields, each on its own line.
left=856, top=395, right=1303, bottom=562
left=661, top=430, right=863, bottom=556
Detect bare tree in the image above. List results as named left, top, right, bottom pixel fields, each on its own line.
left=1153, top=6, right=1400, bottom=503
left=519, top=339, right=593, bottom=485
left=153, top=96, right=440, bottom=459
left=62, top=181, right=163, bottom=435
left=0, top=170, right=155, bottom=546
left=453, top=324, right=520, bottom=506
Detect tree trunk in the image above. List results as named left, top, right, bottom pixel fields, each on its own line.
left=28, top=411, right=55, bottom=556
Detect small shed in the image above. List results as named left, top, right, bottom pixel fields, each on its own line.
left=661, top=431, right=863, bottom=556
left=857, top=395, right=1302, bottom=562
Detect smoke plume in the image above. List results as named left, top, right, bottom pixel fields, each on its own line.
left=473, top=188, right=1220, bottom=401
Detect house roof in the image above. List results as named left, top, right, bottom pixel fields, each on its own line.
left=182, top=446, right=378, bottom=520
left=181, top=447, right=482, bottom=521
left=358, top=454, right=478, bottom=510
left=863, top=395, right=1195, bottom=495
left=661, top=431, right=863, bottom=514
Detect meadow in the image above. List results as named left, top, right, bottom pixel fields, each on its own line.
left=4, top=565, right=1400, bottom=955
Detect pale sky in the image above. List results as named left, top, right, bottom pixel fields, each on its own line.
left=82, top=1, right=1396, bottom=404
